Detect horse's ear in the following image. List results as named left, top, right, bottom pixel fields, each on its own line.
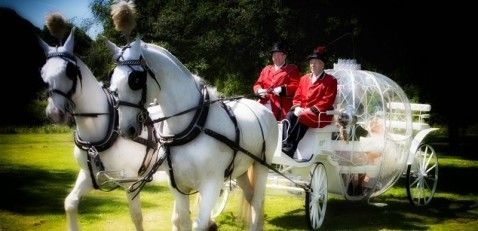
left=133, top=37, right=142, bottom=49
left=64, top=27, right=76, bottom=53
left=38, top=37, right=51, bottom=56
left=105, top=39, right=121, bottom=58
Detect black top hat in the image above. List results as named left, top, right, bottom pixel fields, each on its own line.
left=306, top=46, right=327, bottom=62
left=270, top=42, right=287, bottom=54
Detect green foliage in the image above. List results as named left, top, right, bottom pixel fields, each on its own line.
left=82, top=36, right=115, bottom=84
left=90, top=0, right=361, bottom=94
left=215, top=73, right=252, bottom=96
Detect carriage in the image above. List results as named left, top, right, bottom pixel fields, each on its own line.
left=211, top=59, right=439, bottom=229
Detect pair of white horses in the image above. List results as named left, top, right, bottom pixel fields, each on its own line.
left=40, top=28, right=277, bottom=230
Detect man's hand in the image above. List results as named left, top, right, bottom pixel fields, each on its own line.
left=293, top=107, right=303, bottom=116
left=257, top=88, right=267, bottom=98
left=272, top=86, right=282, bottom=96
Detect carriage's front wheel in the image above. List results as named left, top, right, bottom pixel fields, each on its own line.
left=305, top=163, right=327, bottom=230
left=406, top=144, right=439, bottom=206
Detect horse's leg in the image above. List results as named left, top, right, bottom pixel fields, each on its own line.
left=126, top=191, right=143, bottom=231
left=171, top=191, right=192, bottom=231
left=65, top=169, right=93, bottom=231
left=194, top=180, right=222, bottom=231
left=236, top=166, right=254, bottom=225
left=236, top=166, right=254, bottom=202
left=248, top=163, right=268, bottom=231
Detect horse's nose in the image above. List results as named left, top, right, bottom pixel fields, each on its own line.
left=127, top=126, right=137, bottom=138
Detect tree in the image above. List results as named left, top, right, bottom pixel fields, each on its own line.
left=0, top=8, right=46, bottom=126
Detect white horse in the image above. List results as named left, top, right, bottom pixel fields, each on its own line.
left=39, top=29, right=160, bottom=231
left=106, top=38, right=278, bottom=230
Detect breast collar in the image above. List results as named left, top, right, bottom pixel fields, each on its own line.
left=157, top=84, right=210, bottom=146
left=74, top=87, right=119, bottom=152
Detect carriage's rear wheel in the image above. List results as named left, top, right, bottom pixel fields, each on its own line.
left=305, top=163, right=327, bottom=230
left=406, top=144, right=438, bottom=206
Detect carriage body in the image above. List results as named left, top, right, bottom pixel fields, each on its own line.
left=269, top=59, right=439, bottom=229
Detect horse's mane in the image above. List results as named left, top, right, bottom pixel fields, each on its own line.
left=141, top=42, right=222, bottom=99
left=141, top=42, right=192, bottom=77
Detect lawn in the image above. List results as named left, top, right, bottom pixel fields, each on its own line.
left=0, top=133, right=477, bottom=230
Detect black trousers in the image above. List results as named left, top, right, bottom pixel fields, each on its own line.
left=282, top=111, right=309, bottom=157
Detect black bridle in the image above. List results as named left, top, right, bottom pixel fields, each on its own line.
left=46, top=52, right=82, bottom=113
left=111, top=57, right=160, bottom=128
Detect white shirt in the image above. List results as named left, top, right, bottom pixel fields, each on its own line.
left=274, top=62, right=286, bottom=71
left=311, top=71, right=324, bottom=84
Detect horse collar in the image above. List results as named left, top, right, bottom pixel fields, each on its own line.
left=74, top=87, right=119, bottom=152
left=159, top=85, right=210, bottom=146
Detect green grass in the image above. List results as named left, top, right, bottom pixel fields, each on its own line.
left=0, top=133, right=477, bottom=230
left=0, top=124, right=73, bottom=134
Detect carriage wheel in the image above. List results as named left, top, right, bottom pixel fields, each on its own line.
left=305, top=163, right=327, bottom=230
left=406, top=144, right=438, bottom=206
left=210, top=180, right=232, bottom=218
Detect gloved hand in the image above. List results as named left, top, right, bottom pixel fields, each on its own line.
left=293, top=107, right=303, bottom=116
left=257, top=88, right=267, bottom=98
left=273, top=86, right=282, bottom=96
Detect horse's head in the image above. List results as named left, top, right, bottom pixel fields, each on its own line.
left=39, top=28, right=80, bottom=123
left=107, top=38, right=198, bottom=138
left=107, top=38, right=149, bottom=138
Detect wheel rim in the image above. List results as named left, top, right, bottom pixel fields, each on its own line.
left=308, top=164, right=328, bottom=229
left=407, top=144, right=438, bottom=206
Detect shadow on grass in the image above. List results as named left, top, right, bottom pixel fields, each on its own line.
left=0, top=164, right=168, bottom=216
left=0, top=164, right=76, bottom=214
left=438, top=165, right=478, bottom=195
left=268, top=196, right=478, bottom=230
left=268, top=161, right=478, bottom=230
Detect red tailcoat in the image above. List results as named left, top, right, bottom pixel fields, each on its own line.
left=253, top=64, right=300, bottom=120
left=293, top=72, right=337, bottom=128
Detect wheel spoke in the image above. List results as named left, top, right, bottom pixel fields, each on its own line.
left=410, top=177, right=420, bottom=187
left=425, top=151, right=433, bottom=169
left=307, top=164, right=327, bottom=229
left=426, top=163, right=437, bottom=174
left=423, top=179, right=431, bottom=191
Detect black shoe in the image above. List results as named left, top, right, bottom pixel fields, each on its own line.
left=282, top=146, right=295, bottom=158
left=282, top=148, right=295, bottom=158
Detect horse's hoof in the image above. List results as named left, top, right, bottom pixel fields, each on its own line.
left=208, top=221, right=218, bottom=231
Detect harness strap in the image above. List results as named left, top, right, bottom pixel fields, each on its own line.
left=165, top=145, right=198, bottom=195
left=135, top=120, right=159, bottom=175
left=220, top=102, right=240, bottom=178
left=86, top=152, right=101, bottom=189
left=159, top=86, right=210, bottom=146
left=204, top=128, right=309, bottom=191
left=86, top=147, right=106, bottom=190
left=75, top=87, right=119, bottom=152
left=71, top=112, right=110, bottom=117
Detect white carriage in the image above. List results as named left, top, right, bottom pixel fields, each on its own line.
left=211, top=59, right=439, bottom=229
left=263, top=59, right=439, bottom=229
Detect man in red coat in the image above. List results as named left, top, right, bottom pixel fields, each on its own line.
left=253, top=42, right=300, bottom=120
left=282, top=47, right=338, bottom=158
